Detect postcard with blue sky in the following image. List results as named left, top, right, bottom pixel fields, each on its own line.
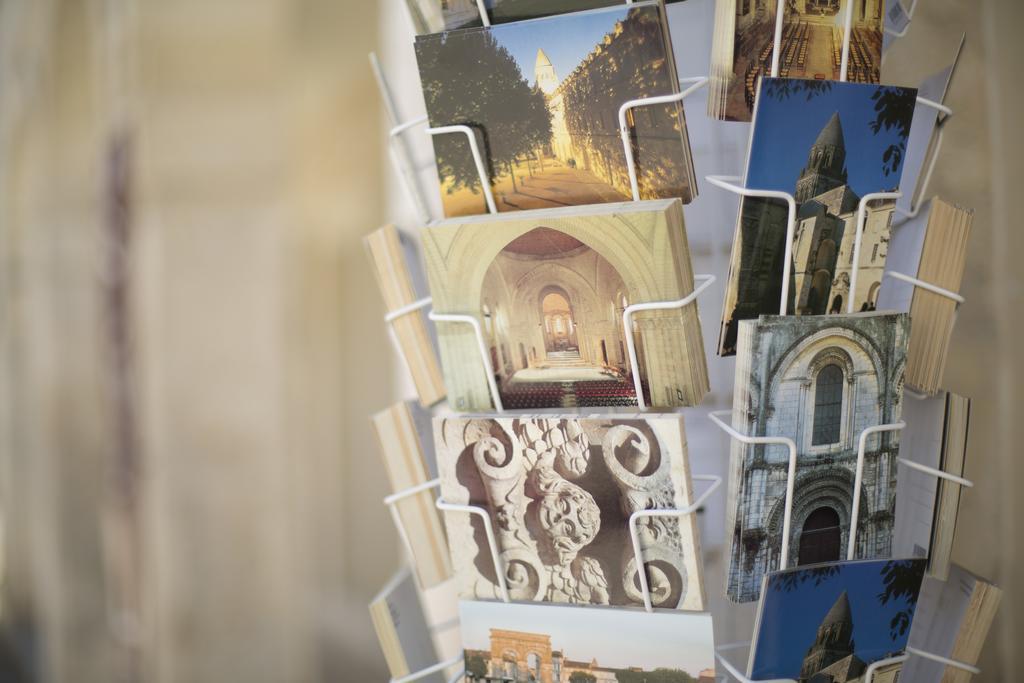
left=749, top=558, right=927, bottom=681
left=415, top=2, right=695, bottom=218
left=718, top=78, right=919, bottom=355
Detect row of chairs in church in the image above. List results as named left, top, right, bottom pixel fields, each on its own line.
left=500, top=383, right=565, bottom=410
left=572, top=381, right=638, bottom=407
left=832, top=27, right=880, bottom=83
left=782, top=21, right=810, bottom=70
left=744, top=21, right=803, bottom=110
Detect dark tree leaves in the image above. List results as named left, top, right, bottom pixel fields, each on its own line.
left=762, top=78, right=834, bottom=102
left=869, top=86, right=917, bottom=176
left=876, top=560, right=926, bottom=641
left=465, top=653, right=488, bottom=679
left=771, top=564, right=842, bottom=593
left=416, top=31, right=553, bottom=197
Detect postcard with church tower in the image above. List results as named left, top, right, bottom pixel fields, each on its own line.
left=748, top=558, right=926, bottom=682
left=421, top=199, right=708, bottom=411
left=414, top=2, right=697, bottom=218
left=707, top=0, right=886, bottom=121
left=718, top=78, right=917, bottom=355
left=434, top=414, right=706, bottom=611
left=725, top=312, right=909, bottom=603
left=460, top=600, right=717, bottom=683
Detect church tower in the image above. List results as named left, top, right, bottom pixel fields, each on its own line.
left=795, top=112, right=849, bottom=203
left=799, top=590, right=856, bottom=680
left=534, top=48, right=560, bottom=96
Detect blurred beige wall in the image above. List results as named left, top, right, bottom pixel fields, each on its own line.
left=0, top=0, right=394, bottom=681
left=886, top=1, right=1024, bottom=679
left=0, top=1, right=1021, bottom=682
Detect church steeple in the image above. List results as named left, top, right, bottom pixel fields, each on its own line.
left=795, top=112, right=849, bottom=203
left=534, top=48, right=560, bottom=96
left=799, top=590, right=856, bottom=680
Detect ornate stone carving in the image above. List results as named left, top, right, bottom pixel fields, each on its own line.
left=437, top=416, right=705, bottom=611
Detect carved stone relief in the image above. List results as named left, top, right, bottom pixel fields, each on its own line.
left=436, top=415, right=705, bottom=611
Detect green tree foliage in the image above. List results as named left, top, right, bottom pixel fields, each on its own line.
left=417, top=30, right=552, bottom=202
left=465, top=652, right=488, bottom=679
left=569, top=672, right=597, bottom=683
left=613, top=667, right=698, bottom=683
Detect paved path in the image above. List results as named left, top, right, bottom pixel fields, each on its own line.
left=439, top=158, right=629, bottom=216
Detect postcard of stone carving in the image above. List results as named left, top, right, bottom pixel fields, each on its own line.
left=718, top=78, right=917, bottom=356
left=414, top=2, right=695, bottom=218
left=460, top=600, right=716, bottom=682
left=726, top=312, right=909, bottom=603
left=708, top=0, right=886, bottom=122
left=749, top=558, right=926, bottom=681
left=435, top=414, right=707, bottom=611
left=422, top=199, right=708, bottom=411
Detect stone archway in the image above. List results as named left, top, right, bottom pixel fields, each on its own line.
left=797, top=506, right=842, bottom=565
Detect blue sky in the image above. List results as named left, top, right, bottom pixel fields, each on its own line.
left=460, top=600, right=715, bottom=674
left=492, top=6, right=636, bottom=90
left=745, top=79, right=915, bottom=197
left=750, top=560, right=923, bottom=678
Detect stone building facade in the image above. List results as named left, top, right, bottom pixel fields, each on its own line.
left=466, top=630, right=619, bottom=683
left=797, top=591, right=903, bottom=682
left=726, top=313, right=908, bottom=603
left=721, top=112, right=896, bottom=354
left=536, top=9, right=693, bottom=202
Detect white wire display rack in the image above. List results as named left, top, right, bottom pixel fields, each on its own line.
left=371, top=0, right=983, bottom=680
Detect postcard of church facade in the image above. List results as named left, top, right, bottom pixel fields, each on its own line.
left=718, top=78, right=917, bottom=356
left=725, top=312, right=909, bottom=603
left=460, top=600, right=716, bottom=683
left=435, top=414, right=706, bottom=611
left=414, top=3, right=695, bottom=218
left=749, top=558, right=926, bottom=682
left=709, top=0, right=885, bottom=122
left=422, top=200, right=708, bottom=411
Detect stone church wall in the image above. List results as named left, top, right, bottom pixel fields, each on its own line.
left=727, top=314, right=906, bottom=602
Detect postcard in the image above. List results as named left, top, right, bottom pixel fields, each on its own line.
left=435, top=414, right=706, bottom=611
left=726, top=312, right=909, bottom=603
left=718, top=78, right=917, bottom=355
left=749, top=558, right=927, bottom=681
left=461, top=600, right=716, bottom=682
left=406, top=0, right=691, bottom=33
left=709, top=0, right=886, bottom=122
left=422, top=200, right=708, bottom=411
left=414, top=3, right=695, bottom=218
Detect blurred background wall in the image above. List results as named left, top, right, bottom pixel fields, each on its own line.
left=0, top=1, right=1019, bottom=682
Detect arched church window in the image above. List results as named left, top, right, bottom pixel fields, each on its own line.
left=798, top=506, right=842, bottom=565
left=812, top=364, right=843, bottom=446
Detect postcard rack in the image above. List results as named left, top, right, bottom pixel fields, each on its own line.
left=369, top=0, right=988, bottom=680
